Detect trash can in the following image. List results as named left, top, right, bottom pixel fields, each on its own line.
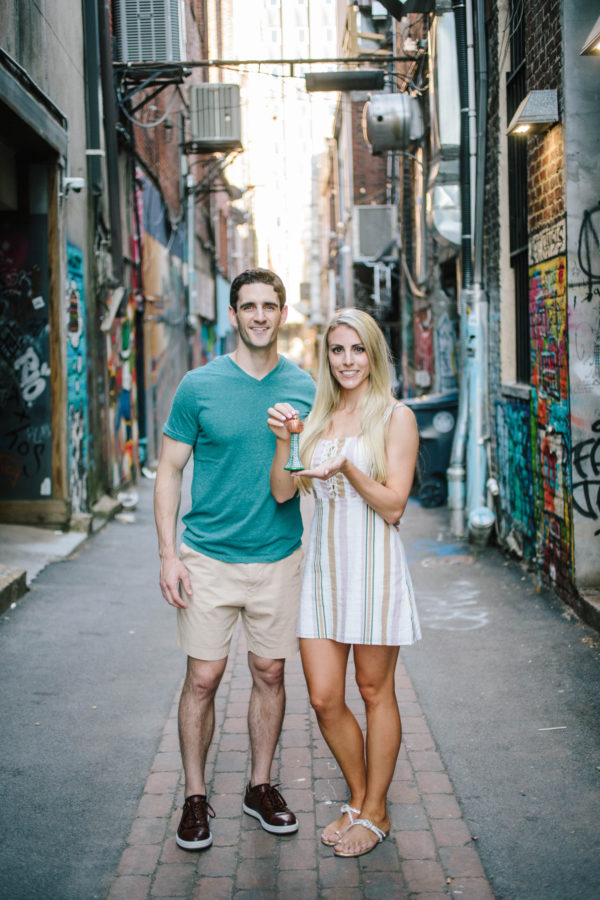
left=401, top=389, right=459, bottom=507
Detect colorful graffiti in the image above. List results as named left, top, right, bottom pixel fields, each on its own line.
left=529, top=255, right=573, bottom=590
left=434, top=310, right=458, bottom=392
left=107, top=294, right=138, bottom=488
left=140, top=172, right=188, bottom=463
left=66, top=245, right=89, bottom=513
left=572, top=419, right=600, bottom=536
left=0, top=220, right=53, bottom=500
left=413, top=304, right=434, bottom=389
left=495, top=398, right=536, bottom=557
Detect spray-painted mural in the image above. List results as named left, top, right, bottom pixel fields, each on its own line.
left=413, top=303, right=434, bottom=389
left=495, top=397, right=535, bottom=557
left=140, top=172, right=188, bottom=464
left=107, top=293, right=138, bottom=489
left=529, top=254, right=573, bottom=591
left=0, top=221, right=52, bottom=500
left=567, top=203, right=600, bottom=588
left=66, top=244, right=89, bottom=513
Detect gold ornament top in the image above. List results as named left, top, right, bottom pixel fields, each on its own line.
left=285, top=416, right=304, bottom=435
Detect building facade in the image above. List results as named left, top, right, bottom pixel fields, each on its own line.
left=319, top=0, right=599, bottom=625
left=0, top=0, right=254, bottom=528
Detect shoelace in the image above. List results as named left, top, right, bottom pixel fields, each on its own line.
left=261, top=784, right=287, bottom=810
left=187, top=798, right=216, bottom=822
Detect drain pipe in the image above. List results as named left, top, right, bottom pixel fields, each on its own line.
left=447, top=0, right=495, bottom=544
left=447, top=0, right=472, bottom=538
left=465, top=0, right=495, bottom=546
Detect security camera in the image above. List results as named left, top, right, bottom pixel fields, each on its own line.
left=64, top=177, right=86, bottom=195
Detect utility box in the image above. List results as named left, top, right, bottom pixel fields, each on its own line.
left=114, top=0, right=186, bottom=63
left=189, top=84, right=243, bottom=152
left=353, top=205, right=397, bottom=261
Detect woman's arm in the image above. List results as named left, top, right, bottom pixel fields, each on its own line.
left=296, top=404, right=418, bottom=524
left=268, top=402, right=300, bottom=503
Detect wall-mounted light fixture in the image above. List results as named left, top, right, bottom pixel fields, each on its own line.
left=507, top=89, right=559, bottom=136
left=581, top=15, right=600, bottom=55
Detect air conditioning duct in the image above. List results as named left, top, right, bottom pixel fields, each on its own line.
left=362, top=93, right=424, bottom=154
left=189, top=84, right=243, bottom=152
left=114, top=0, right=186, bottom=63
left=353, top=205, right=397, bottom=261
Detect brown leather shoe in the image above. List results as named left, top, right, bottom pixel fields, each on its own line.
left=176, top=795, right=215, bottom=850
left=242, top=783, right=298, bottom=834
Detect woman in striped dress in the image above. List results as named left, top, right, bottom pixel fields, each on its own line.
left=268, top=308, right=421, bottom=858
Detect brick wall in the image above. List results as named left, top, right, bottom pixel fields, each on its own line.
left=351, top=100, right=388, bottom=205
left=529, top=127, right=564, bottom=234
left=525, top=0, right=564, bottom=235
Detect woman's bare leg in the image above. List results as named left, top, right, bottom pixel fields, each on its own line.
left=300, top=638, right=366, bottom=841
left=334, top=644, right=401, bottom=855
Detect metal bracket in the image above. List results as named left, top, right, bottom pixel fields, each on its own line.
left=115, top=65, right=189, bottom=116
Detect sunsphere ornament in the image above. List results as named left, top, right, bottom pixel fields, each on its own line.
left=283, top=415, right=304, bottom=472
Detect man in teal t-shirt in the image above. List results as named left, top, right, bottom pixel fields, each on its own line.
left=154, top=268, right=314, bottom=853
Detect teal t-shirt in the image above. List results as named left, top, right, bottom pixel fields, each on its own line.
left=163, top=354, right=315, bottom=563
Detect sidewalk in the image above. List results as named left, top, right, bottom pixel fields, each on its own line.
left=107, top=617, right=492, bottom=899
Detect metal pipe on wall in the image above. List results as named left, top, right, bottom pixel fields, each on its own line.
left=98, top=0, right=124, bottom=284
left=448, top=0, right=495, bottom=544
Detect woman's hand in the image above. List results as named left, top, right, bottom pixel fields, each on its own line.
left=267, top=402, right=298, bottom=441
left=293, top=454, right=347, bottom=481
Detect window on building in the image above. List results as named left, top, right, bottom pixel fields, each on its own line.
left=506, top=0, right=529, bottom=383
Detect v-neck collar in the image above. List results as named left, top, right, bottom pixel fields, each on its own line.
left=227, top=353, right=283, bottom=383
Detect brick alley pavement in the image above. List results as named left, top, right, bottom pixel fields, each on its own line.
left=1, top=471, right=599, bottom=900
left=107, top=621, right=492, bottom=900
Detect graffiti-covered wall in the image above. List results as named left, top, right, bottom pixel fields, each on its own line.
left=495, top=396, right=536, bottom=558
left=0, top=218, right=52, bottom=500
left=139, top=172, right=188, bottom=464
left=106, top=294, right=138, bottom=489
left=529, top=249, right=573, bottom=592
left=66, top=244, right=89, bottom=513
left=563, top=7, right=600, bottom=591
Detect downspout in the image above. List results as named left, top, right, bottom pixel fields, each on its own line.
left=98, top=0, right=124, bottom=285
left=449, top=0, right=495, bottom=544
left=465, top=0, right=495, bottom=545
left=447, top=0, right=472, bottom=537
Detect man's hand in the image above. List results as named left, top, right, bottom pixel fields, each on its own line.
left=159, top=555, right=193, bottom=609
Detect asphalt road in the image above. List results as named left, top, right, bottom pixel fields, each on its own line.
left=402, top=502, right=600, bottom=900
left=0, top=475, right=183, bottom=900
left=0, top=479, right=599, bottom=899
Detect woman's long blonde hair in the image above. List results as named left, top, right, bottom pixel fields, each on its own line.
left=297, top=308, right=394, bottom=492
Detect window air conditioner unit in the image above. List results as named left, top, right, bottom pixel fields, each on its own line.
left=114, top=0, right=186, bottom=63
left=353, top=205, right=397, bottom=261
left=189, top=84, right=243, bottom=151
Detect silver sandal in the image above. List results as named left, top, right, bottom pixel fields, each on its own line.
left=320, top=803, right=361, bottom=846
left=333, top=817, right=389, bottom=857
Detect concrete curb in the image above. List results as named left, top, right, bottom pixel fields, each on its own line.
left=0, top=565, right=27, bottom=616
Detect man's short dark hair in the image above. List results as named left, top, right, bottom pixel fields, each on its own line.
left=230, top=268, right=286, bottom=310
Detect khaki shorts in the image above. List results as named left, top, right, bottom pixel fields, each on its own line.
left=177, top=543, right=303, bottom=660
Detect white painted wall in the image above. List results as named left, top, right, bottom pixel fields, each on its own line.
left=564, top=1, right=600, bottom=588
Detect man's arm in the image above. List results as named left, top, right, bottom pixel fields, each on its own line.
left=154, top=435, right=193, bottom=608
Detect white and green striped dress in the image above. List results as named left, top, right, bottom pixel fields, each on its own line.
left=297, top=418, right=421, bottom=646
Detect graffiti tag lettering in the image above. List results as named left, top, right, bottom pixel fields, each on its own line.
left=14, top=347, right=50, bottom=405
left=572, top=419, right=600, bottom=533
